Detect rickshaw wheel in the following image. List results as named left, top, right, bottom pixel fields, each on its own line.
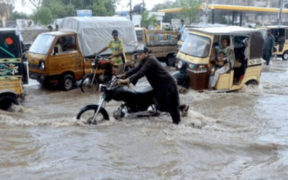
left=246, top=80, right=257, bottom=87
left=282, top=51, right=288, bottom=61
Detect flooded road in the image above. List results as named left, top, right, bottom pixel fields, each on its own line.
left=1, top=60, right=288, bottom=179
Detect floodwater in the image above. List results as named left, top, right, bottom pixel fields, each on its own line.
left=1, top=60, right=288, bottom=179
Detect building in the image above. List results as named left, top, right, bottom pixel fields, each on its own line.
left=160, top=1, right=288, bottom=26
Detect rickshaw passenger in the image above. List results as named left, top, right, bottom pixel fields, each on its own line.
left=234, top=38, right=248, bottom=82
left=219, top=38, right=235, bottom=68
left=209, top=51, right=230, bottom=88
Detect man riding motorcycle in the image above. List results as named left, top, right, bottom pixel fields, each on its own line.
left=117, top=46, right=189, bottom=124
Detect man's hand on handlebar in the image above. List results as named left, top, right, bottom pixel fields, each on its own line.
left=116, top=73, right=126, bottom=79
left=117, top=78, right=129, bottom=86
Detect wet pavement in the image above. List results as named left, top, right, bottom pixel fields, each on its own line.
left=1, top=60, right=288, bottom=179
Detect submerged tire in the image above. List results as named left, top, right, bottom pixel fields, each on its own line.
left=80, top=74, right=98, bottom=93
left=77, top=104, right=109, bottom=124
left=245, top=80, right=258, bottom=87
left=282, top=51, right=288, bottom=61
left=166, top=55, right=176, bottom=67
left=61, top=74, right=74, bottom=91
left=0, top=94, right=18, bottom=110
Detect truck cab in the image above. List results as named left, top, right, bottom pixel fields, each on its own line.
left=0, top=28, right=28, bottom=110
left=27, top=31, right=89, bottom=90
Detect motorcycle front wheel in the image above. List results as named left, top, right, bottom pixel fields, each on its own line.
left=77, top=104, right=109, bottom=124
left=80, top=74, right=99, bottom=93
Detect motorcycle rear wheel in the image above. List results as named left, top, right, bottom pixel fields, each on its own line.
left=80, top=74, right=99, bottom=93
left=77, top=105, right=109, bottom=124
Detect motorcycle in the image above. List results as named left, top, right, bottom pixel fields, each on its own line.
left=77, top=76, right=159, bottom=124
left=80, top=55, right=113, bottom=93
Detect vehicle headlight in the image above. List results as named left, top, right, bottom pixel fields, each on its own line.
left=188, top=64, right=195, bottom=69
left=177, top=60, right=183, bottom=69
left=39, top=61, right=45, bottom=70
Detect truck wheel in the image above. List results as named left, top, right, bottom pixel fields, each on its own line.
left=0, top=94, right=18, bottom=110
left=166, top=55, right=176, bottom=67
left=282, top=51, right=288, bottom=61
left=61, top=74, right=74, bottom=91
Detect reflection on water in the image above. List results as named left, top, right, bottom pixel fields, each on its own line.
left=1, top=61, right=288, bottom=179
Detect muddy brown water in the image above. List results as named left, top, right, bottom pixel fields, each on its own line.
left=1, top=61, right=288, bottom=179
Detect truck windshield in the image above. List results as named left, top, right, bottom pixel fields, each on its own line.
left=0, top=31, right=22, bottom=58
left=180, top=33, right=211, bottom=58
left=29, top=34, right=55, bottom=55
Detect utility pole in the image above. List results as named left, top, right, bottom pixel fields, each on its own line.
left=142, top=0, right=145, bottom=10
left=278, top=0, right=283, bottom=25
left=129, top=0, right=132, bottom=20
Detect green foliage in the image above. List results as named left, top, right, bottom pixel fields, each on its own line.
left=33, top=7, right=53, bottom=25
left=10, top=12, right=29, bottom=20
left=40, top=0, right=115, bottom=19
left=178, top=0, right=201, bottom=23
left=42, top=0, right=75, bottom=18
left=141, top=11, right=157, bottom=28
left=92, top=0, right=115, bottom=16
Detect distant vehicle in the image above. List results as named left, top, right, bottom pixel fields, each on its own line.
left=262, top=26, right=288, bottom=60
left=27, top=16, right=138, bottom=91
left=175, top=26, right=264, bottom=91
left=135, top=27, right=178, bottom=66
left=0, top=28, right=28, bottom=110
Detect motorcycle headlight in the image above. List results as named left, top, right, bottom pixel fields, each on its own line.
left=177, top=60, right=183, bottom=69
left=39, top=61, right=45, bottom=70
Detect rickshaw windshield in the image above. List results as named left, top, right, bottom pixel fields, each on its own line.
left=29, top=34, right=55, bottom=55
left=0, top=31, right=22, bottom=58
left=180, top=33, right=211, bottom=58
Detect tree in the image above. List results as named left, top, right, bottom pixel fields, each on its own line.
left=33, top=7, right=52, bottom=25
left=39, top=0, right=115, bottom=19
left=178, top=0, right=201, bottom=23
left=10, top=12, right=29, bottom=20
left=92, top=0, right=115, bottom=16
left=0, top=0, right=14, bottom=19
left=42, top=0, right=75, bottom=18
left=21, top=0, right=42, bottom=9
left=141, top=11, right=157, bottom=29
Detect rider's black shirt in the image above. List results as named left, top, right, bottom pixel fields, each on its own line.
left=126, top=55, right=176, bottom=89
left=125, top=55, right=179, bottom=111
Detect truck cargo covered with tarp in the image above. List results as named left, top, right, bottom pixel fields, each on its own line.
left=59, top=16, right=138, bottom=57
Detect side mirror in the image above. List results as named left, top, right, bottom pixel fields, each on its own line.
left=53, top=46, right=59, bottom=55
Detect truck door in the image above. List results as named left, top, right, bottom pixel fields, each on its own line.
left=48, top=35, right=83, bottom=80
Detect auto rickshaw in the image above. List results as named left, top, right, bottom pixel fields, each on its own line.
left=263, top=26, right=288, bottom=60
left=0, top=28, right=28, bottom=110
left=176, top=26, right=264, bottom=91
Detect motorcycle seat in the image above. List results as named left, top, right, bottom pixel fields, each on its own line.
left=133, top=86, right=154, bottom=96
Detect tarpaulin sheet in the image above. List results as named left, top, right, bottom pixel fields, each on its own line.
left=59, top=16, right=138, bottom=57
